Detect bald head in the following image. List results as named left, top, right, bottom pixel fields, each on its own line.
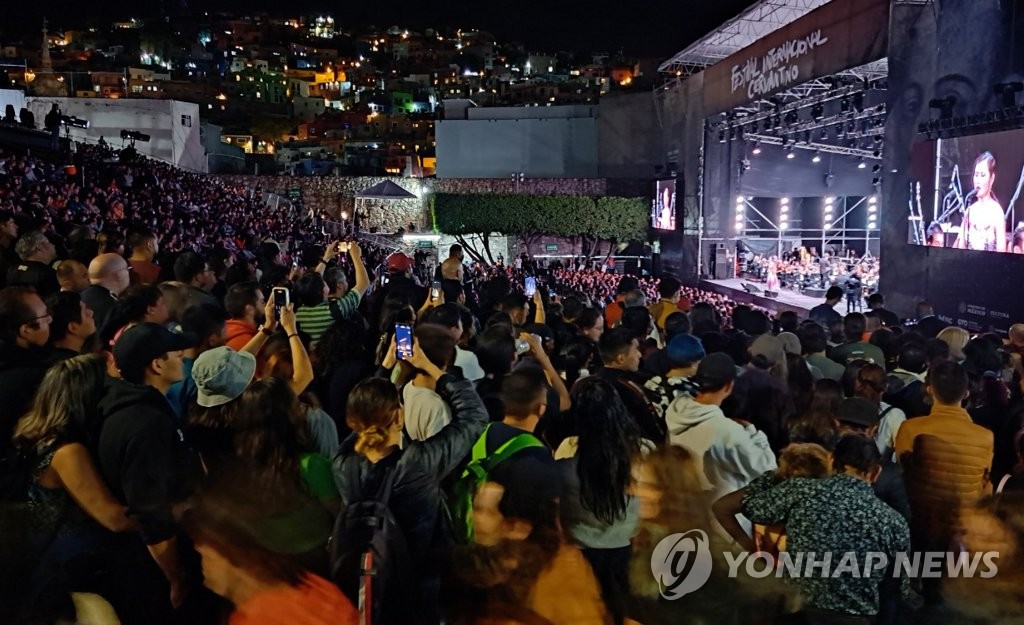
left=89, top=253, right=131, bottom=295
left=1010, top=324, right=1024, bottom=347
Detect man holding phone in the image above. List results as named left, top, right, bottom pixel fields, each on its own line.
left=294, top=241, right=369, bottom=343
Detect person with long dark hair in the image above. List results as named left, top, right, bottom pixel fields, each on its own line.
left=954, top=151, right=1007, bottom=252
left=556, top=377, right=644, bottom=624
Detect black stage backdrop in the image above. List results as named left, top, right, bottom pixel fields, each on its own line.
left=882, top=0, right=1024, bottom=333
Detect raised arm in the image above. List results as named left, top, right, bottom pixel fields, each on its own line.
left=279, top=304, right=315, bottom=395
left=521, top=332, right=570, bottom=412
left=712, top=488, right=756, bottom=552
left=349, top=242, right=370, bottom=296
left=405, top=342, right=488, bottom=478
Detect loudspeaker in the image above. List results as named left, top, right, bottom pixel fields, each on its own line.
left=714, top=246, right=734, bottom=280
left=742, top=282, right=762, bottom=294
left=764, top=290, right=779, bottom=298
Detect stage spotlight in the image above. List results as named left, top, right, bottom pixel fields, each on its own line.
left=928, top=95, right=956, bottom=120
left=718, top=129, right=726, bottom=143
left=858, top=158, right=866, bottom=169
left=780, top=197, right=789, bottom=205
left=840, top=97, right=850, bottom=113
left=993, top=82, right=1023, bottom=108
left=60, top=115, right=89, bottom=129
left=811, top=103, right=823, bottom=120
left=120, top=129, right=151, bottom=142
left=812, top=151, right=821, bottom=163
left=872, top=164, right=881, bottom=174
left=786, top=148, right=795, bottom=159
left=819, top=129, right=828, bottom=141
left=751, top=141, right=762, bottom=155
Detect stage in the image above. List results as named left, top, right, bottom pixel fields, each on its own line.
left=700, top=278, right=846, bottom=317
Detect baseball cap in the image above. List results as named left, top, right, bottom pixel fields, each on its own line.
left=777, top=332, right=802, bottom=356
left=694, top=352, right=737, bottom=390
left=837, top=397, right=881, bottom=427
left=749, top=334, right=785, bottom=366
left=386, top=252, right=415, bottom=273
left=192, top=346, right=257, bottom=408
left=666, top=334, right=706, bottom=367
left=113, top=323, right=197, bottom=382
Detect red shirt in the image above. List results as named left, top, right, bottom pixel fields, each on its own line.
left=225, top=318, right=258, bottom=351
left=230, top=574, right=358, bottom=625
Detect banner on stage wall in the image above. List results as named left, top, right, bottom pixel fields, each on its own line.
left=702, top=0, right=889, bottom=115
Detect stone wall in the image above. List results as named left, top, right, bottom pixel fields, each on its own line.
left=215, top=175, right=631, bottom=234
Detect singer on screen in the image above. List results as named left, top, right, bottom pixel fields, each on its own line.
left=954, top=151, right=1007, bottom=252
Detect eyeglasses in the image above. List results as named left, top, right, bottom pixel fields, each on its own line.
left=23, top=313, right=52, bottom=325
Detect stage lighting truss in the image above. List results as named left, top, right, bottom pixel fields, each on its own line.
left=744, top=132, right=880, bottom=160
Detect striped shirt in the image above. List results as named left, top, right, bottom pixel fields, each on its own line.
left=295, top=290, right=362, bottom=343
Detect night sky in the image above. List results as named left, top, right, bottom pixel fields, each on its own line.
left=10, top=0, right=754, bottom=58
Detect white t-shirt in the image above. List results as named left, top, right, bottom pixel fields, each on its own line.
left=455, top=346, right=485, bottom=381
left=402, top=384, right=452, bottom=442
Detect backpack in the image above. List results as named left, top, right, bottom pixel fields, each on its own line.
left=451, top=423, right=545, bottom=542
left=330, top=464, right=414, bottom=625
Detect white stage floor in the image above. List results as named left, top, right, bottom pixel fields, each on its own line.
left=701, top=278, right=849, bottom=316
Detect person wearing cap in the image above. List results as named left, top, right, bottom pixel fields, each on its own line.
left=95, top=322, right=202, bottom=612
left=367, top=251, right=426, bottom=326
left=645, top=333, right=705, bottom=414
left=835, top=397, right=910, bottom=521
left=667, top=353, right=775, bottom=512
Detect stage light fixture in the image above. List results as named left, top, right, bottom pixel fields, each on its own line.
left=718, top=129, right=726, bottom=143
left=786, top=150, right=795, bottom=159
left=737, top=195, right=745, bottom=204
left=60, top=115, right=89, bottom=129
left=869, top=196, right=877, bottom=204
left=819, top=129, right=828, bottom=141
left=811, top=103, right=823, bottom=120
left=825, top=196, right=834, bottom=204
left=872, top=164, right=882, bottom=174
left=858, top=158, right=866, bottom=169
left=780, top=197, right=789, bottom=205
left=928, top=95, right=956, bottom=120
left=751, top=141, right=762, bottom=155
left=812, top=151, right=821, bottom=163
left=120, top=129, right=151, bottom=142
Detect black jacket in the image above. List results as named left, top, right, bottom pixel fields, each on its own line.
left=332, top=374, right=487, bottom=576
left=0, top=341, right=52, bottom=445
left=81, top=284, right=118, bottom=331
left=95, top=378, right=199, bottom=544
left=914, top=315, right=947, bottom=339
left=6, top=260, right=59, bottom=298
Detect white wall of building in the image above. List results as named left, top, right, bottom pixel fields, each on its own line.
left=26, top=97, right=207, bottom=172
left=0, top=88, right=26, bottom=116
left=435, top=106, right=598, bottom=178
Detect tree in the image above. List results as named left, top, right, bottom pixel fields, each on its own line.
left=431, top=193, right=648, bottom=265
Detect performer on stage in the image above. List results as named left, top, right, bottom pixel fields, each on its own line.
left=954, top=151, right=1007, bottom=252
left=765, top=257, right=780, bottom=294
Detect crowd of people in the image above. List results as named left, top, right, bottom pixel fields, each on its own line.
left=0, top=141, right=1023, bottom=625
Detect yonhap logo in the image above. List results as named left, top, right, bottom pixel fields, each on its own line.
left=650, top=530, right=713, bottom=599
